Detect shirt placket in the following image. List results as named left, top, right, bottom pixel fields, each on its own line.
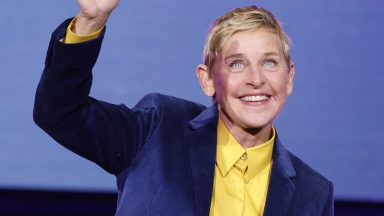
left=235, top=152, right=249, bottom=215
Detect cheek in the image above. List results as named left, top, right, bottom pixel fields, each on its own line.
left=269, top=74, right=290, bottom=95
left=213, top=74, right=231, bottom=99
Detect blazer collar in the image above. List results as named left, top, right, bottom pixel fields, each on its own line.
left=264, top=135, right=297, bottom=216
left=188, top=105, right=218, bottom=216
left=189, top=104, right=218, bottom=129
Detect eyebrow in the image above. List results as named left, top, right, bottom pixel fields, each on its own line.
left=263, top=51, right=280, bottom=57
left=224, top=51, right=280, bottom=61
left=223, top=53, right=245, bottom=61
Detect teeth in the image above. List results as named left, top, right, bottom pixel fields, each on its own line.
left=241, top=95, right=269, bottom=102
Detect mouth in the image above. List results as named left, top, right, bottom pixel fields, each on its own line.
left=240, top=95, right=270, bottom=102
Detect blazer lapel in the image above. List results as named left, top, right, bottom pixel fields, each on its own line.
left=187, top=107, right=297, bottom=216
left=188, top=105, right=218, bottom=216
left=264, top=136, right=296, bottom=216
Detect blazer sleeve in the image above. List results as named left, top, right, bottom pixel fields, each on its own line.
left=33, top=18, right=156, bottom=175
left=321, top=181, right=334, bottom=216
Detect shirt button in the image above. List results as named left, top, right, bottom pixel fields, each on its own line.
left=240, top=153, right=247, bottom=161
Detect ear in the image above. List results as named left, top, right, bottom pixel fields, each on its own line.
left=287, top=63, right=295, bottom=95
left=196, top=64, right=215, bottom=97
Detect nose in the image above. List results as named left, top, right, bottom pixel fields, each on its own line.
left=246, top=65, right=265, bottom=88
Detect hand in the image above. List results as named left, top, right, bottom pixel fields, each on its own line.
left=74, top=0, right=120, bottom=35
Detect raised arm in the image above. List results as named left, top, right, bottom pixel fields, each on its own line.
left=33, top=1, right=157, bottom=175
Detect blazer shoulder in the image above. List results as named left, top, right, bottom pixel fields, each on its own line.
left=288, top=151, right=332, bottom=187
left=134, top=93, right=206, bottom=118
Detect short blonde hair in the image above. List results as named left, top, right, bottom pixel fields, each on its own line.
left=203, top=6, right=292, bottom=72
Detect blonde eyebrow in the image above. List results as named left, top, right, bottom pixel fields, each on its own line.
left=263, top=51, right=280, bottom=57
left=223, top=53, right=246, bottom=61
left=223, top=51, right=281, bottom=62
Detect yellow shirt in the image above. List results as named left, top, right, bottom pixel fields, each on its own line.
left=64, top=17, right=103, bottom=44
left=210, top=118, right=275, bottom=216
left=64, top=19, right=275, bottom=215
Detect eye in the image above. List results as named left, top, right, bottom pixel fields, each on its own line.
left=227, top=60, right=247, bottom=73
left=231, top=62, right=245, bottom=68
left=263, top=59, right=278, bottom=70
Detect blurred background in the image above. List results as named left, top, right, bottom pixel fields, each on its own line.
left=1, top=0, right=383, bottom=215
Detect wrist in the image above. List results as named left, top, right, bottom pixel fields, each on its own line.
left=73, top=14, right=109, bottom=35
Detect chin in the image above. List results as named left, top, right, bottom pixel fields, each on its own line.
left=241, top=112, right=274, bottom=127
left=244, top=121, right=272, bottom=130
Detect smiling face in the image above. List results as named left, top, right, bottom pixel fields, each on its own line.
left=197, top=27, right=294, bottom=145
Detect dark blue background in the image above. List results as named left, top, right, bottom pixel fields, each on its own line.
left=1, top=0, right=383, bottom=201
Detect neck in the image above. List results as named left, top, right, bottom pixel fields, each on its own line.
left=219, top=115, right=273, bottom=148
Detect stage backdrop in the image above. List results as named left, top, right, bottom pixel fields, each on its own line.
left=1, top=0, right=383, bottom=201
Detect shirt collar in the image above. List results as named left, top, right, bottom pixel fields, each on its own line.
left=216, top=118, right=275, bottom=180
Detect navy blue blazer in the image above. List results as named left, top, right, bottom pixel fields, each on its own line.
left=34, top=19, right=334, bottom=216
